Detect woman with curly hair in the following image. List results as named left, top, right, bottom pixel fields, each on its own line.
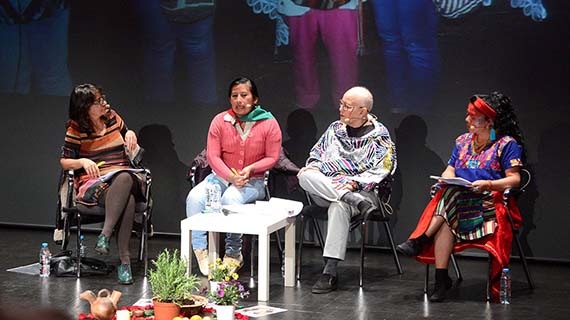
left=397, top=92, right=525, bottom=302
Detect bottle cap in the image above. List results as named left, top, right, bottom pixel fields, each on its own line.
left=41, top=242, right=48, bottom=247
left=502, top=268, right=509, bottom=272
left=80, top=235, right=85, bottom=240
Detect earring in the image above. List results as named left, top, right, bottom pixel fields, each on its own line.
left=490, top=128, right=496, bottom=141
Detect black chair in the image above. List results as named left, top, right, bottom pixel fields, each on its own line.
left=56, top=168, right=153, bottom=278
left=423, top=168, right=534, bottom=300
left=187, top=150, right=285, bottom=283
left=296, top=175, right=403, bottom=287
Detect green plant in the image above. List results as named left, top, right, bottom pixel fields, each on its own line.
left=208, top=258, right=240, bottom=282
left=208, top=281, right=249, bottom=306
left=148, top=249, right=200, bottom=303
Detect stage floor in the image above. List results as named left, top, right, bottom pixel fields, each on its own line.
left=0, top=226, right=568, bottom=319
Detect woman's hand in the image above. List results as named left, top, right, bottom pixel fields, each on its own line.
left=239, top=165, right=255, bottom=180
left=80, top=158, right=100, bottom=178
left=124, top=130, right=138, bottom=153
left=471, top=180, right=493, bottom=193
left=228, top=173, right=248, bottom=189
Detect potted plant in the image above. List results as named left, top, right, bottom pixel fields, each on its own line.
left=148, top=249, right=203, bottom=320
left=208, top=281, right=250, bottom=320
left=208, top=258, right=240, bottom=293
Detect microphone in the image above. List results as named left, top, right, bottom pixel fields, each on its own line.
left=343, top=117, right=367, bottom=123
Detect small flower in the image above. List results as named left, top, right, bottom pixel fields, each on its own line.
left=232, top=273, right=239, bottom=280
left=225, top=276, right=230, bottom=281
left=217, top=289, right=225, bottom=298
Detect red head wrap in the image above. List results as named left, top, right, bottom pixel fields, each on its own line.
left=468, top=96, right=496, bottom=121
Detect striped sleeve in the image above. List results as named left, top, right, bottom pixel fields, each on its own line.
left=61, top=121, right=81, bottom=159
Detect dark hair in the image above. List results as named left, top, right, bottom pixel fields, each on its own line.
left=67, top=83, right=103, bottom=133
left=475, top=92, right=526, bottom=158
left=227, top=77, right=259, bottom=103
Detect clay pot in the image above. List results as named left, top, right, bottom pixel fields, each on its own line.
left=153, top=299, right=181, bottom=320
left=179, top=295, right=207, bottom=317
left=80, top=289, right=122, bottom=320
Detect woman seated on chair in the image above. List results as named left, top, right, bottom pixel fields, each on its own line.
left=60, top=83, right=145, bottom=285
left=186, top=77, right=282, bottom=276
left=397, top=91, right=524, bottom=302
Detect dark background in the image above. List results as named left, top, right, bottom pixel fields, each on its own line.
left=1, top=1, right=568, bottom=261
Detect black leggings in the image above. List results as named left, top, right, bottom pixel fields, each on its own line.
left=98, top=172, right=136, bottom=264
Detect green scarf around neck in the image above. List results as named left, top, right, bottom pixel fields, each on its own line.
left=230, top=105, right=274, bottom=122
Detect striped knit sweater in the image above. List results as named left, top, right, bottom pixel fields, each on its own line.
left=306, top=115, right=396, bottom=191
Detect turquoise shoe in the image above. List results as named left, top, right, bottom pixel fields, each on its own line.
left=117, top=264, right=133, bottom=285
left=95, top=234, right=110, bottom=255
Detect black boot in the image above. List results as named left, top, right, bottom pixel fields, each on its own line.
left=397, top=234, right=430, bottom=257
left=429, top=268, right=453, bottom=302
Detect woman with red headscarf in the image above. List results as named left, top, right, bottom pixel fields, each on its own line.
left=397, top=92, right=525, bottom=302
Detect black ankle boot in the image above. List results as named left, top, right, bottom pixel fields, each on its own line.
left=430, top=269, right=452, bottom=302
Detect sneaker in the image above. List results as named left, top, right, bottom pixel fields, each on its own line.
left=117, top=264, right=133, bottom=285
left=396, top=239, right=422, bottom=257
left=223, top=253, right=243, bottom=275
left=193, top=249, right=209, bottom=276
left=95, top=234, right=110, bottom=255
left=311, top=273, right=338, bottom=294
left=429, top=275, right=453, bottom=302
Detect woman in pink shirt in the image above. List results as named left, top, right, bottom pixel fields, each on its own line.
left=186, top=77, right=282, bottom=276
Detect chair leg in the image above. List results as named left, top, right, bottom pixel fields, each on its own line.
left=313, top=218, right=325, bottom=249
left=250, top=235, right=257, bottom=285
left=450, top=254, right=463, bottom=282
left=513, top=231, right=535, bottom=289
left=141, top=212, right=149, bottom=276
left=424, top=264, right=430, bottom=294
left=383, top=221, right=403, bottom=274
left=296, top=215, right=306, bottom=281
left=486, top=255, right=492, bottom=302
left=359, top=221, right=366, bottom=287
left=76, top=213, right=82, bottom=278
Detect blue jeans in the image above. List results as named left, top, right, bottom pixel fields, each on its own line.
left=370, top=0, right=440, bottom=114
left=186, top=173, right=267, bottom=256
left=132, top=0, right=217, bottom=104
left=0, top=9, right=71, bottom=96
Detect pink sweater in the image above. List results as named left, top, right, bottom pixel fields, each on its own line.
left=206, top=111, right=282, bottom=180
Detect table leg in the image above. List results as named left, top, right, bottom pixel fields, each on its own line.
left=180, top=219, right=192, bottom=275
left=284, top=222, right=296, bottom=287
left=208, top=231, right=220, bottom=265
left=258, top=232, right=270, bottom=301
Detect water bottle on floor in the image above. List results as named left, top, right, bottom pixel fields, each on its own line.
left=500, top=268, right=511, bottom=304
left=79, top=235, right=86, bottom=257
left=39, top=242, right=51, bottom=278
left=210, top=180, right=222, bottom=214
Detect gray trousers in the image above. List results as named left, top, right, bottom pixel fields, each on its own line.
left=298, top=169, right=378, bottom=260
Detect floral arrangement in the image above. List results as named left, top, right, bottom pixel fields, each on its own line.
left=78, top=305, right=154, bottom=320
left=208, top=258, right=240, bottom=282
left=207, top=281, right=250, bottom=306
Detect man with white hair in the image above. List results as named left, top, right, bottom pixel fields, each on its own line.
left=298, top=86, right=397, bottom=293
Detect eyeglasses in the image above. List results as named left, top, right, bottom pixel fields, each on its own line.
left=93, top=95, right=107, bottom=106
left=339, top=99, right=365, bottom=111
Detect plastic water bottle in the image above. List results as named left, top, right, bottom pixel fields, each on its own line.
left=500, top=268, right=511, bottom=304
left=203, top=177, right=213, bottom=213
left=39, top=242, right=51, bottom=278
left=79, top=235, right=86, bottom=257
left=210, top=180, right=222, bottom=214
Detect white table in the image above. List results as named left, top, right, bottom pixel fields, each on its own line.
left=180, top=209, right=296, bottom=301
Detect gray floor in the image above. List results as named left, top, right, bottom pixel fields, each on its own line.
left=0, top=226, right=569, bottom=319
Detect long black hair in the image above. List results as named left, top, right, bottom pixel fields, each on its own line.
left=67, top=83, right=102, bottom=133
left=475, top=91, right=526, bottom=159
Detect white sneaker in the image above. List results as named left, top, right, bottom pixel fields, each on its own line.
left=194, top=249, right=209, bottom=276
left=223, top=253, right=244, bottom=275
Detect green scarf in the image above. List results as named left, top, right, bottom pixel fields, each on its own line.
left=228, top=105, right=274, bottom=122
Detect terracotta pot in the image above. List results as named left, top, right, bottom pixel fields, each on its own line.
left=153, top=299, right=181, bottom=320
left=179, top=295, right=207, bottom=317
left=214, top=305, right=235, bottom=320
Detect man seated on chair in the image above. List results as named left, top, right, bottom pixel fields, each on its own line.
left=297, top=86, right=396, bottom=294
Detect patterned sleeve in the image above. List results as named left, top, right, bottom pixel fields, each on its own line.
left=61, top=121, right=81, bottom=159
left=306, top=123, right=334, bottom=168
left=447, top=136, right=462, bottom=167
left=500, top=140, right=523, bottom=170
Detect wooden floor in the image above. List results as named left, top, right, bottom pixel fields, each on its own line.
left=1, top=226, right=569, bottom=319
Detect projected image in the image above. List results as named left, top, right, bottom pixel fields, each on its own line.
left=0, top=0, right=71, bottom=96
